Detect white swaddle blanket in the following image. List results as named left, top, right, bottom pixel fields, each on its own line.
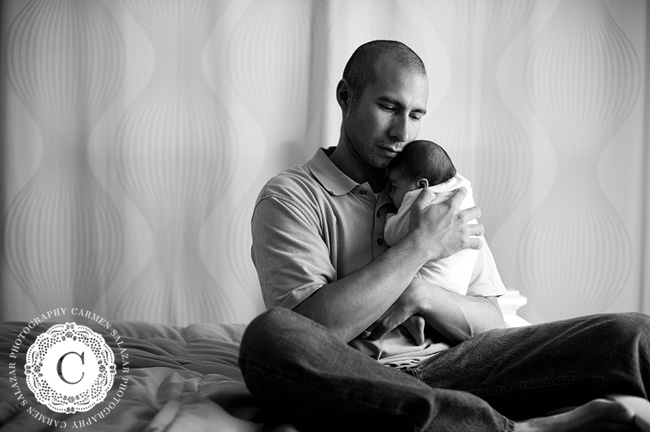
left=348, top=174, right=484, bottom=369
left=384, top=174, right=478, bottom=295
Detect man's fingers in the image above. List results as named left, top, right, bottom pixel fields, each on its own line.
left=468, top=222, right=484, bottom=237
left=417, top=187, right=468, bottom=211
left=403, top=315, right=425, bottom=345
left=409, top=186, right=484, bottom=256
left=412, top=187, right=436, bottom=210
left=463, top=205, right=481, bottom=223
left=448, top=187, right=468, bottom=207
left=466, top=236, right=484, bottom=250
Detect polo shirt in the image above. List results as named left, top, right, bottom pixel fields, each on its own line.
left=251, top=147, right=506, bottom=367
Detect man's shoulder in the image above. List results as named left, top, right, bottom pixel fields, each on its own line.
left=264, top=163, right=312, bottom=187
left=257, top=163, right=323, bottom=204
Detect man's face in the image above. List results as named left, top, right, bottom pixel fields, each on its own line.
left=341, top=57, right=428, bottom=171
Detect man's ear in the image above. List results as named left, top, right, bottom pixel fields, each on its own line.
left=336, top=79, right=351, bottom=110
left=417, top=178, right=429, bottom=189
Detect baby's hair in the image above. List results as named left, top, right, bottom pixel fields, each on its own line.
left=390, top=140, right=456, bottom=186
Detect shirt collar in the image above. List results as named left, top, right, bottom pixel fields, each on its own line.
left=307, top=147, right=359, bottom=196
left=307, top=148, right=394, bottom=211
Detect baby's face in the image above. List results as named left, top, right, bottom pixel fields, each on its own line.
left=387, top=169, right=419, bottom=208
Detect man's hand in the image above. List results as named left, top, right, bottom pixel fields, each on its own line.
left=362, top=190, right=488, bottom=343
left=365, top=278, right=506, bottom=345
left=409, top=187, right=483, bottom=262
left=402, top=315, right=426, bottom=345
left=288, top=186, right=488, bottom=343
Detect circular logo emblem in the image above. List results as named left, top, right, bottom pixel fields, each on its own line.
left=25, top=322, right=116, bottom=414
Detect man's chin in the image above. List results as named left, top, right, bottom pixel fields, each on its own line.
left=368, top=159, right=391, bottom=171
left=373, top=155, right=396, bottom=169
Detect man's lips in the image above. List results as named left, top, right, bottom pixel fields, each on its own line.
left=379, top=146, right=402, bottom=156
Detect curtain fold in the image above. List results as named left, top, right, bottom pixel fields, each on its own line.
left=1, top=0, right=647, bottom=325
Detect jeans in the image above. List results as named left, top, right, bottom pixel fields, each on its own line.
left=238, top=308, right=649, bottom=431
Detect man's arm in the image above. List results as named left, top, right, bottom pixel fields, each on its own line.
left=366, top=279, right=506, bottom=345
left=294, top=187, right=483, bottom=342
left=366, top=228, right=508, bottom=344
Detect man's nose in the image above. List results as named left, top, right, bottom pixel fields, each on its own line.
left=389, top=115, right=409, bottom=143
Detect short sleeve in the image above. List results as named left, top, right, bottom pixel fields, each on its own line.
left=251, top=194, right=336, bottom=310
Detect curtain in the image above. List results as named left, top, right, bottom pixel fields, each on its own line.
left=1, top=0, right=648, bottom=326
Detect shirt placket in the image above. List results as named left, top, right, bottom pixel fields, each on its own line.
left=353, top=185, right=392, bottom=258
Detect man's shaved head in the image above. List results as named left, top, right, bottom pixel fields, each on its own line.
left=342, top=40, right=426, bottom=101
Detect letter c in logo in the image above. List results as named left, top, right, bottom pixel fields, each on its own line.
left=57, top=351, right=85, bottom=384
left=26, top=322, right=117, bottom=413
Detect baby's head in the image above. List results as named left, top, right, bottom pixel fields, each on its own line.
left=387, top=140, right=456, bottom=208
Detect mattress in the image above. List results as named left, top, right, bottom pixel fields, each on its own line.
left=4, top=309, right=647, bottom=431
left=0, top=320, right=267, bottom=431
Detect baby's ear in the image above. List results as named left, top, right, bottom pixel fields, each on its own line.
left=418, top=178, right=429, bottom=188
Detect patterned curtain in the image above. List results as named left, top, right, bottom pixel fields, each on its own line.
left=1, top=0, right=648, bottom=325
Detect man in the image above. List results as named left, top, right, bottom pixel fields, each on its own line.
left=240, top=40, right=648, bottom=431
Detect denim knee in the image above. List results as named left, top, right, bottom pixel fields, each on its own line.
left=624, top=312, right=650, bottom=333
left=240, top=308, right=292, bottom=357
left=593, top=313, right=650, bottom=396
left=239, top=308, right=322, bottom=369
left=602, top=312, right=650, bottom=340
left=246, top=307, right=293, bottom=334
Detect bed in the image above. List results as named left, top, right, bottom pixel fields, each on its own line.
left=0, top=320, right=264, bottom=431
left=1, top=291, right=648, bottom=432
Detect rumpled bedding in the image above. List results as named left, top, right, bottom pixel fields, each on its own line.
left=4, top=318, right=649, bottom=432
left=0, top=321, right=266, bottom=432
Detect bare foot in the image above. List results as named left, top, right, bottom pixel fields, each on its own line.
left=515, top=399, right=636, bottom=432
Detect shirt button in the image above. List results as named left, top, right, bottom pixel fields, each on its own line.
left=376, top=211, right=381, bottom=218
left=377, top=238, right=384, bottom=245
left=359, top=189, right=367, bottom=195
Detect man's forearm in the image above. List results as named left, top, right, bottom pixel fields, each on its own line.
left=294, top=188, right=483, bottom=342
left=294, top=234, right=431, bottom=342
left=418, top=284, right=506, bottom=344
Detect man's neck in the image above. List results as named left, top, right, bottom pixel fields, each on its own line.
left=328, top=145, right=387, bottom=193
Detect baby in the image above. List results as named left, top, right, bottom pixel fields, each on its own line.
left=385, top=139, right=478, bottom=295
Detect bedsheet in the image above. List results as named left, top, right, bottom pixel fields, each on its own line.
left=0, top=321, right=266, bottom=432
left=4, top=311, right=648, bottom=431
left=0, top=293, right=530, bottom=432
